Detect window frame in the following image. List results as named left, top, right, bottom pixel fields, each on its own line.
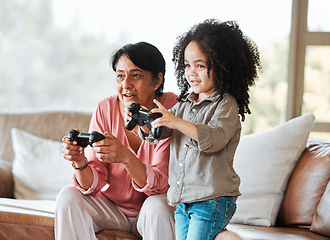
left=287, top=0, right=330, bottom=133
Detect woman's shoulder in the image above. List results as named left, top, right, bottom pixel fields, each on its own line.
left=93, top=95, right=120, bottom=118
left=162, top=92, right=178, bottom=109
left=96, top=95, right=118, bottom=108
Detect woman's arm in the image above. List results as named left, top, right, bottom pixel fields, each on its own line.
left=62, top=136, right=94, bottom=190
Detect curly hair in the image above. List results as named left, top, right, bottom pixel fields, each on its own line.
left=173, top=19, right=262, bottom=121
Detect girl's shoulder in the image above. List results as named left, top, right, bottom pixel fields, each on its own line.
left=218, top=93, right=239, bottom=112
left=222, top=93, right=236, bottom=102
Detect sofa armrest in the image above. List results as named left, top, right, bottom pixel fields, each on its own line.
left=277, top=141, right=330, bottom=226
left=0, top=160, right=13, bottom=198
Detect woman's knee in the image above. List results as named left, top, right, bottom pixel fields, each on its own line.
left=140, top=194, right=174, bottom=218
left=56, top=185, right=83, bottom=210
left=137, top=194, right=175, bottom=239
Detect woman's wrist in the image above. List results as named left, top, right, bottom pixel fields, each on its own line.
left=72, top=158, right=89, bottom=171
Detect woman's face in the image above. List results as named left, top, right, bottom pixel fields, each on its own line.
left=115, top=55, right=161, bottom=109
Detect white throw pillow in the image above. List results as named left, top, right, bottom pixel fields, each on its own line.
left=11, top=128, right=74, bottom=200
left=231, top=114, right=315, bottom=226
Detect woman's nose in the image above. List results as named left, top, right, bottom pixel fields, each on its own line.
left=122, top=77, right=132, bottom=89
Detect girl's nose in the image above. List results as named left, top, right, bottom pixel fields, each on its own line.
left=187, top=67, right=196, bottom=76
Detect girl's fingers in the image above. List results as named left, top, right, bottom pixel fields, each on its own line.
left=153, top=99, right=166, bottom=110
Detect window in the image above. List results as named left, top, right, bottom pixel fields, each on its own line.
left=288, top=0, right=330, bottom=140
left=8, top=0, right=330, bottom=139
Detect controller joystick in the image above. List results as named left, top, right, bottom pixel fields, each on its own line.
left=125, top=102, right=163, bottom=139
left=67, top=129, right=105, bottom=147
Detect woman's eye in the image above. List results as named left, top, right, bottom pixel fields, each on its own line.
left=116, top=74, right=124, bottom=80
left=132, top=74, right=142, bottom=79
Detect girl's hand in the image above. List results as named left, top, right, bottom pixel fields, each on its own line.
left=152, top=99, right=199, bottom=141
left=151, top=99, right=180, bottom=130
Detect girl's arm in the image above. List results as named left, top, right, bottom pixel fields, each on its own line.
left=152, top=99, right=198, bottom=141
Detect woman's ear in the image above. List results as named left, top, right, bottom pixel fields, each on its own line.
left=154, top=72, right=163, bottom=90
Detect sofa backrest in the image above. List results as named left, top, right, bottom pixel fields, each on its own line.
left=0, top=109, right=92, bottom=164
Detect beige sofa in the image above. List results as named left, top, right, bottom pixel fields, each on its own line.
left=0, top=110, right=329, bottom=240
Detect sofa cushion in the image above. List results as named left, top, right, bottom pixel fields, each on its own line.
left=277, top=141, right=330, bottom=227
left=311, top=179, right=330, bottom=237
left=215, top=223, right=330, bottom=240
left=11, top=128, right=74, bottom=200
left=0, top=110, right=92, bottom=164
left=231, top=114, right=315, bottom=227
left=0, top=198, right=55, bottom=218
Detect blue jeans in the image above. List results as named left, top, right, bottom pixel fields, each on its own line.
left=174, top=197, right=237, bottom=240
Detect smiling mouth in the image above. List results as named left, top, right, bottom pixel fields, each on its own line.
left=123, top=93, right=136, bottom=99
left=189, top=80, right=201, bottom=86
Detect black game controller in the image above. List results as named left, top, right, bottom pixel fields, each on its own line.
left=125, top=102, right=163, bottom=139
left=67, top=129, right=105, bottom=147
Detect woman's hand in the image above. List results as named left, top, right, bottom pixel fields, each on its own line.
left=123, top=101, right=134, bottom=123
left=62, top=134, right=85, bottom=167
left=62, top=131, right=93, bottom=190
left=123, top=101, right=150, bottom=134
left=92, top=132, right=147, bottom=188
left=92, top=132, right=136, bottom=164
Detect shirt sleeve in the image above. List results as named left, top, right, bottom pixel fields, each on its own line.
left=197, top=96, right=240, bottom=153
left=132, top=136, right=172, bottom=196
left=72, top=165, right=100, bottom=195
left=133, top=95, right=178, bottom=195
left=73, top=100, right=111, bottom=196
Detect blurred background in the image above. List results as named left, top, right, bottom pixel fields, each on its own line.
left=0, top=0, right=329, bottom=139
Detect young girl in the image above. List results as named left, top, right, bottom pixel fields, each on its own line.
left=139, top=19, right=261, bottom=240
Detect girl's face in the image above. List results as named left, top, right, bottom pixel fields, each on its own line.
left=115, top=55, right=162, bottom=109
left=184, top=41, right=216, bottom=102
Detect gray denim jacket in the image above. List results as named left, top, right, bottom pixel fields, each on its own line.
left=142, top=90, right=241, bottom=206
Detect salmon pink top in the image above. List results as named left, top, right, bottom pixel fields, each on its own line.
left=73, top=93, right=177, bottom=217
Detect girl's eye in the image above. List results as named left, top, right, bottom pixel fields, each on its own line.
left=184, top=64, right=190, bottom=69
left=197, top=64, right=205, bottom=69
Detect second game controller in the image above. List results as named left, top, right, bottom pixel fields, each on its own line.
left=125, top=102, right=163, bottom=139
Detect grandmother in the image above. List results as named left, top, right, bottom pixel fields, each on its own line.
left=55, top=42, right=177, bottom=240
